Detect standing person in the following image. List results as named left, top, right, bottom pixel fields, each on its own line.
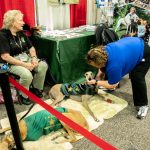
left=143, top=20, right=150, bottom=42
left=115, top=7, right=139, bottom=32
left=86, top=37, right=150, bottom=119
left=0, top=10, right=48, bottom=105
left=137, top=19, right=146, bottom=38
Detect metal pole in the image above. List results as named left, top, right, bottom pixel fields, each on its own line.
left=0, top=73, right=24, bottom=150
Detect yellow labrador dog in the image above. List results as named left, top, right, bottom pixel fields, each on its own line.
left=49, top=71, right=102, bottom=122
left=0, top=108, right=89, bottom=149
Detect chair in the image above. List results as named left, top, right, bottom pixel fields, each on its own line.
left=9, top=71, right=43, bottom=103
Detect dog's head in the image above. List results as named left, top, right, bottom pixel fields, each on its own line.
left=84, top=71, right=94, bottom=81
left=31, top=26, right=41, bottom=36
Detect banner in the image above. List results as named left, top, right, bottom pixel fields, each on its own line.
left=0, top=0, right=35, bottom=28
left=48, top=0, right=60, bottom=5
left=48, top=0, right=79, bottom=5
left=70, top=0, right=87, bottom=27
left=64, top=0, right=79, bottom=4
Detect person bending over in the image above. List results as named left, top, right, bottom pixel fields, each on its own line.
left=86, top=37, right=150, bottom=119
left=0, top=10, right=48, bottom=105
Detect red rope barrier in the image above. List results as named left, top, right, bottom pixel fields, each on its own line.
left=9, top=76, right=118, bottom=150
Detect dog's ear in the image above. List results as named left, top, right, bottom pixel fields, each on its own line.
left=84, top=72, right=88, bottom=77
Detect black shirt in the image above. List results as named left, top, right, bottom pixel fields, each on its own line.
left=0, top=29, right=32, bottom=62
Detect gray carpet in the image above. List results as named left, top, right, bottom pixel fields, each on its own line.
left=0, top=70, right=150, bottom=150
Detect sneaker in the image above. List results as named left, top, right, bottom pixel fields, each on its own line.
left=20, top=95, right=32, bottom=105
left=136, top=106, right=149, bottom=119
left=30, top=88, right=43, bottom=98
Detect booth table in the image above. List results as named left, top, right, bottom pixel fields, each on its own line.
left=34, top=31, right=96, bottom=83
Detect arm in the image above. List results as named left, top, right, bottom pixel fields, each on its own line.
left=21, top=32, right=39, bottom=68
left=96, top=80, right=119, bottom=89
left=95, top=69, right=105, bottom=80
left=29, top=46, right=39, bottom=68
left=29, top=46, right=37, bottom=58
left=124, top=13, right=131, bottom=25
left=134, top=14, right=139, bottom=22
left=86, top=79, right=119, bottom=89
left=1, top=53, right=34, bottom=71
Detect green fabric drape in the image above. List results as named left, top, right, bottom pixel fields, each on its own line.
left=35, top=31, right=96, bottom=83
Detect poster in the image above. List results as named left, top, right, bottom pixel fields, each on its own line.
left=113, top=2, right=150, bottom=37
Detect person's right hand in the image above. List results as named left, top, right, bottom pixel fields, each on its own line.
left=23, top=63, right=34, bottom=71
left=86, top=79, right=96, bottom=85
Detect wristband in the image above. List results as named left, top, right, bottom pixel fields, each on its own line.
left=31, top=56, right=37, bottom=58
left=31, top=56, right=38, bottom=59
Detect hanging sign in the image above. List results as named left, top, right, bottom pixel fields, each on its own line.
left=48, top=0, right=79, bottom=5
left=64, top=0, right=79, bottom=4
left=48, top=0, right=60, bottom=5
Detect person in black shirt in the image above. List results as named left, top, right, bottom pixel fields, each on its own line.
left=0, top=10, right=48, bottom=105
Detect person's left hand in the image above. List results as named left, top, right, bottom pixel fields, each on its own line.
left=31, top=58, right=39, bottom=68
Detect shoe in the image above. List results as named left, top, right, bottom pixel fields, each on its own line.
left=30, top=88, right=43, bottom=98
left=136, top=106, right=149, bottom=119
left=20, top=95, right=32, bottom=105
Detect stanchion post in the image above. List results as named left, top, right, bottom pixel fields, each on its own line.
left=0, top=73, right=24, bottom=150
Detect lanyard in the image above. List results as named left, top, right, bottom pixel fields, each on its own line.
left=13, top=35, right=23, bottom=52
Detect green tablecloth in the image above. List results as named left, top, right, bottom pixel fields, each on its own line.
left=34, top=31, right=97, bottom=83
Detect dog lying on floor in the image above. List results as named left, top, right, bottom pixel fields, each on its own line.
left=0, top=107, right=89, bottom=150
left=49, top=71, right=108, bottom=122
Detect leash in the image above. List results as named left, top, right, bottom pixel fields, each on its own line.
left=19, top=103, right=35, bottom=121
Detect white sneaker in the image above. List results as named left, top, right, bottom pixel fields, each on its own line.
left=136, top=106, right=149, bottom=119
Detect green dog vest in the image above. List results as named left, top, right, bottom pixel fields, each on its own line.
left=61, top=83, right=96, bottom=97
left=24, top=107, right=68, bottom=141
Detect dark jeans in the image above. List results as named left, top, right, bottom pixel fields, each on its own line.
left=130, top=43, right=150, bottom=106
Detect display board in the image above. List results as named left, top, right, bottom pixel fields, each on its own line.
left=134, top=0, right=150, bottom=10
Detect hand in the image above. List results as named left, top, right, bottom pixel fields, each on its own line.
left=86, top=79, right=96, bottom=85
left=24, top=62, right=34, bottom=71
left=31, top=58, right=39, bottom=68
